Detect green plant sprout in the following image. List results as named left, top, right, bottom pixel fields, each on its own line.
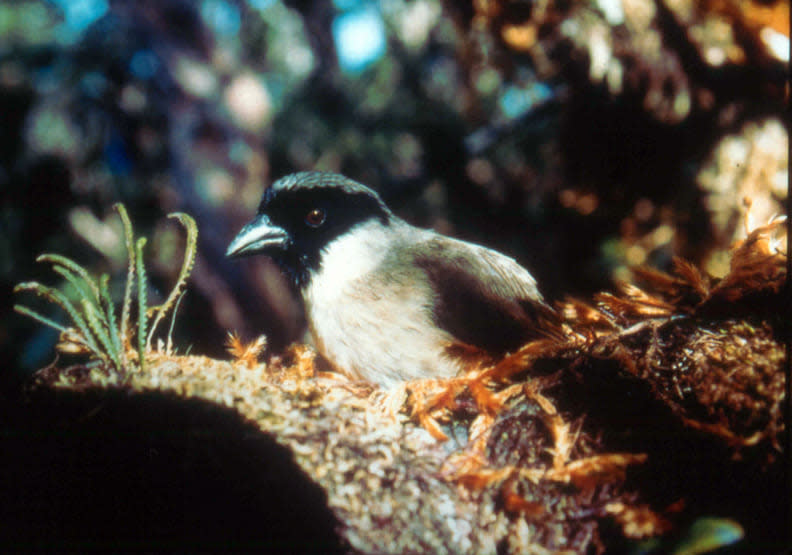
left=14, top=204, right=198, bottom=374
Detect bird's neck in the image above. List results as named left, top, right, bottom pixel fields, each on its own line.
left=303, top=218, right=406, bottom=304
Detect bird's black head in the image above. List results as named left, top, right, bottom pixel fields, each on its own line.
left=226, top=172, right=393, bottom=286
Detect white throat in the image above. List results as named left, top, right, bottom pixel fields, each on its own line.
left=303, top=218, right=396, bottom=304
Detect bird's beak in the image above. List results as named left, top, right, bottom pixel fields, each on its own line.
left=226, top=214, right=289, bottom=258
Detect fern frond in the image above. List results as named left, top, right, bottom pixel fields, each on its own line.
left=49, top=265, right=98, bottom=311
left=14, top=304, right=69, bottom=334
left=100, top=274, right=123, bottom=362
left=135, top=237, right=148, bottom=371
left=115, top=203, right=136, bottom=351
left=14, top=282, right=105, bottom=362
left=37, top=254, right=102, bottom=306
left=82, top=299, right=121, bottom=371
left=166, top=290, right=186, bottom=355
left=146, top=212, right=198, bottom=350
left=47, top=264, right=121, bottom=366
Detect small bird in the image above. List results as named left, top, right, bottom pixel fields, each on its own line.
left=227, top=172, right=555, bottom=387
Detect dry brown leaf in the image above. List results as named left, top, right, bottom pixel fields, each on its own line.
left=225, top=331, right=267, bottom=368
left=671, top=257, right=711, bottom=299
left=524, top=383, right=576, bottom=471
left=449, top=464, right=516, bottom=490
left=710, top=219, right=786, bottom=302
left=547, top=453, right=648, bottom=489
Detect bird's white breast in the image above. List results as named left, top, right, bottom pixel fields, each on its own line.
left=302, top=219, right=461, bottom=386
left=305, top=219, right=390, bottom=301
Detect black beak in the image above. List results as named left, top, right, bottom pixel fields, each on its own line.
left=226, top=214, right=289, bottom=258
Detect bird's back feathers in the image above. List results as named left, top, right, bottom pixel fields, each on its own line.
left=406, top=233, right=555, bottom=354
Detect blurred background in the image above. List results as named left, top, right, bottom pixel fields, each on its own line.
left=1, top=0, right=787, bottom=389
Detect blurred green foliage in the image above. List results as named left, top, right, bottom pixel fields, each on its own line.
left=1, top=0, right=785, bottom=384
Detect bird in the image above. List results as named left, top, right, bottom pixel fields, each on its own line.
left=226, top=172, right=556, bottom=388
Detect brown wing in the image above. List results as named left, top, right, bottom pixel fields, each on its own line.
left=409, top=236, right=558, bottom=355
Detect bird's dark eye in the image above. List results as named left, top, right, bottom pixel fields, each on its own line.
left=304, top=208, right=326, bottom=228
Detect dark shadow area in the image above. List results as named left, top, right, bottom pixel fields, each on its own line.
left=0, top=384, right=346, bottom=553
left=555, top=356, right=787, bottom=553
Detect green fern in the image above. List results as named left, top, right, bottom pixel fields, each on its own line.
left=99, top=274, right=122, bottom=360
left=15, top=279, right=106, bottom=362
left=116, top=203, right=136, bottom=365
left=14, top=205, right=199, bottom=374
left=146, top=212, right=198, bottom=351
left=135, top=236, right=148, bottom=372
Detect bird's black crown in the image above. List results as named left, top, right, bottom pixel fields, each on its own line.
left=258, top=172, right=392, bottom=285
